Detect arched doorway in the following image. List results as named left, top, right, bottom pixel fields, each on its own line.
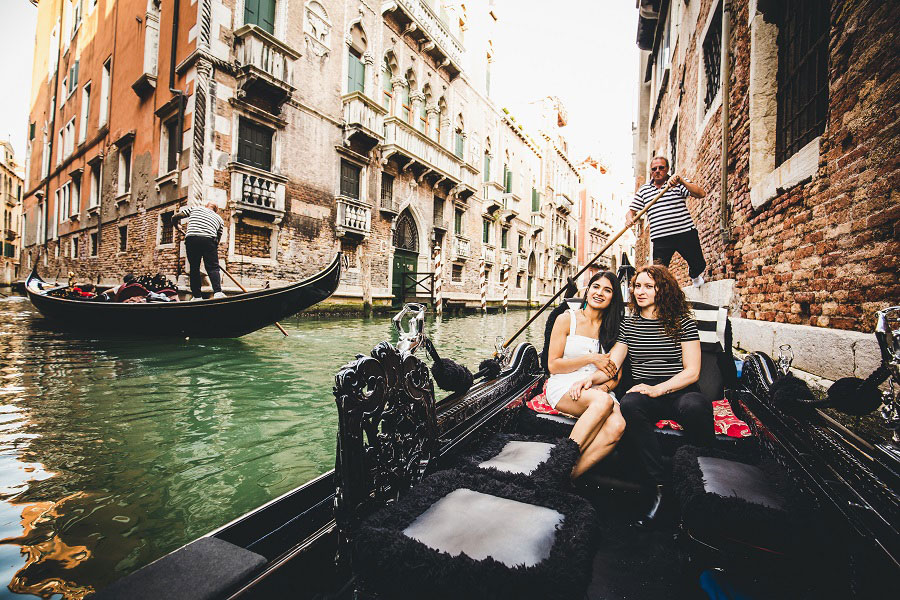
left=392, top=210, right=419, bottom=305
left=527, top=253, right=536, bottom=305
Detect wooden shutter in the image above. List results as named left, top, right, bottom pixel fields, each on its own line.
left=340, top=160, right=360, bottom=199
left=237, top=118, right=273, bottom=171
left=347, top=53, right=365, bottom=94
left=245, top=0, right=275, bottom=34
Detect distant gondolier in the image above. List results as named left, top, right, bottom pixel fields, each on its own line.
left=626, top=157, right=707, bottom=287
left=172, top=203, right=226, bottom=299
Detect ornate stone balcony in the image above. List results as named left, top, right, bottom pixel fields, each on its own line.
left=530, top=213, right=544, bottom=234
left=451, top=235, right=470, bottom=261
left=228, top=162, right=286, bottom=222
left=342, top=91, right=387, bottom=150
left=233, top=25, right=300, bottom=112
left=382, top=0, right=463, bottom=78
left=382, top=117, right=467, bottom=189
left=556, top=244, right=574, bottom=262
left=517, top=253, right=528, bottom=272
left=335, top=196, right=372, bottom=238
left=500, top=249, right=513, bottom=267
left=3, top=192, right=16, bottom=207
left=554, top=193, right=573, bottom=214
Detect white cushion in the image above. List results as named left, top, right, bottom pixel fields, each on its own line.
left=402, top=488, right=563, bottom=568
left=477, top=441, right=554, bottom=475
left=535, top=413, right=577, bottom=426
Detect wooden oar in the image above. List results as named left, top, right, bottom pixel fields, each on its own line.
left=499, top=180, right=674, bottom=352
left=175, top=224, right=289, bottom=337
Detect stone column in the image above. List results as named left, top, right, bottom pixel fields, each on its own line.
left=439, top=116, right=451, bottom=149
left=409, top=91, right=425, bottom=130
left=426, top=105, right=439, bottom=140
left=362, top=51, right=376, bottom=99
left=390, top=76, right=407, bottom=119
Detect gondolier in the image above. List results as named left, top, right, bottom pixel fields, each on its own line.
left=626, top=157, right=707, bottom=287
left=172, top=202, right=226, bottom=299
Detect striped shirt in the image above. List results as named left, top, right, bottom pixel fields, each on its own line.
left=630, top=182, right=696, bottom=241
left=175, top=206, right=224, bottom=240
left=617, top=314, right=699, bottom=381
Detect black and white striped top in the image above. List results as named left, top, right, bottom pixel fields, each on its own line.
left=617, top=314, right=699, bottom=381
left=176, top=206, right=224, bottom=240
left=630, top=182, right=695, bottom=241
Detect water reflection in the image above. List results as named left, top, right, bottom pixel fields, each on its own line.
left=0, top=295, right=547, bottom=597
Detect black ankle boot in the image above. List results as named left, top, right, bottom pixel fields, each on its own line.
left=636, top=484, right=669, bottom=528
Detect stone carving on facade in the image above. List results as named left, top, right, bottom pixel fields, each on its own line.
left=304, top=1, right=332, bottom=58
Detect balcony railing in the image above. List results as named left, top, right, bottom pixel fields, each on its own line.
left=433, top=213, right=448, bottom=232
left=554, top=193, right=573, bottom=213
left=336, top=196, right=372, bottom=237
left=4, top=193, right=17, bottom=207
left=385, top=0, right=464, bottom=76
left=517, top=253, right=528, bottom=272
left=342, top=92, right=387, bottom=147
left=383, top=117, right=463, bottom=183
left=556, top=244, right=574, bottom=261
left=229, top=162, right=286, bottom=221
left=233, top=24, right=300, bottom=108
left=530, top=213, right=544, bottom=233
left=451, top=235, right=470, bottom=261
left=500, top=249, right=513, bottom=267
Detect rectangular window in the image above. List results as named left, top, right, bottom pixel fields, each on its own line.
left=41, top=134, right=50, bottom=178
left=455, top=131, right=465, bottom=159
left=71, top=178, right=80, bottom=217
left=61, top=77, right=68, bottom=100
left=433, top=197, right=444, bottom=224
left=57, top=129, right=64, bottom=165
left=118, top=144, right=132, bottom=194
left=776, top=0, right=830, bottom=165
left=347, top=48, right=365, bottom=94
left=244, top=0, right=276, bottom=34
left=451, top=264, right=463, bottom=283
left=402, top=85, right=411, bottom=123
left=163, top=117, right=179, bottom=173
left=702, top=2, right=723, bottom=113
left=64, top=118, right=75, bottom=158
left=483, top=154, right=491, bottom=182
left=380, top=173, right=394, bottom=208
left=79, top=83, right=91, bottom=144
left=90, top=231, right=98, bottom=256
left=454, top=208, right=463, bottom=235
left=99, top=58, right=111, bottom=126
left=159, top=211, right=174, bottom=245
left=59, top=183, right=70, bottom=222
left=501, top=227, right=508, bottom=249
left=89, top=163, right=100, bottom=207
left=382, top=67, right=393, bottom=111
left=118, top=224, right=127, bottom=252
left=504, top=169, right=513, bottom=194
left=72, top=234, right=79, bottom=258
left=72, top=0, right=82, bottom=36
left=339, top=159, right=361, bottom=200
left=237, top=118, right=273, bottom=171
left=531, top=188, right=540, bottom=212
left=482, top=218, right=491, bottom=244
left=517, top=234, right=524, bottom=253
left=68, top=60, right=79, bottom=96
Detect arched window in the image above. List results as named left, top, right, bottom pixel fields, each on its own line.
left=347, top=24, right=367, bottom=93
left=454, top=114, right=465, bottom=159
left=436, top=97, right=447, bottom=144
left=402, top=70, right=416, bottom=124
left=393, top=211, right=418, bottom=252
left=420, top=84, right=432, bottom=134
left=382, top=57, right=394, bottom=111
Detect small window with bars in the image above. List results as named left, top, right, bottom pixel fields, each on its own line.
left=702, top=2, right=722, bottom=113
left=451, top=264, right=463, bottom=282
left=118, top=225, right=128, bottom=252
left=340, top=160, right=361, bottom=200
left=776, top=0, right=830, bottom=165
left=380, top=173, right=394, bottom=209
left=159, top=211, right=174, bottom=245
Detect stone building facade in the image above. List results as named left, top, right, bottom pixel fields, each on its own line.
left=21, top=0, right=582, bottom=310
left=632, top=0, right=899, bottom=380
left=1, top=142, right=24, bottom=285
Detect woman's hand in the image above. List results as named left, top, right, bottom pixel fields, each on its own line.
left=568, top=378, right=593, bottom=401
left=590, top=354, right=618, bottom=378
left=627, top=383, right=666, bottom=398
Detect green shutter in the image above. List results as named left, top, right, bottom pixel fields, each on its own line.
left=483, top=155, right=490, bottom=182
left=531, top=188, right=540, bottom=212
left=347, top=53, right=365, bottom=93
left=483, top=219, right=490, bottom=243
left=245, top=0, right=275, bottom=34
left=505, top=170, right=513, bottom=193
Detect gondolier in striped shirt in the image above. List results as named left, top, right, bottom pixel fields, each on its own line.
left=626, top=156, right=708, bottom=287
left=171, top=203, right=226, bottom=299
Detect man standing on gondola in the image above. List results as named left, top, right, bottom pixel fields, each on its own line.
left=626, top=156, right=708, bottom=287
left=172, top=203, right=226, bottom=300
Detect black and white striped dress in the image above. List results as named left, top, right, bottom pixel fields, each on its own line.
left=616, top=314, right=699, bottom=383
left=630, top=182, right=695, bottom=241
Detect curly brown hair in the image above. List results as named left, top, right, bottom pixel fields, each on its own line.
left=628, top=265, right=693, bottom=339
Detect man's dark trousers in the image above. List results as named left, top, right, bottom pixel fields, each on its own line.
left=184, top=235, right=222, bottom=297
left=619, top=382, right=714, bottom=483
left=652, top=229, right=707, bottom=278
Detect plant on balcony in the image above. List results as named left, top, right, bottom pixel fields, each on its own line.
left=558, top=244, right=575, bottom=253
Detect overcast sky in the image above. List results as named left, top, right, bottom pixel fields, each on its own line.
left=492, top=0, right=639, bottom=178
left=0, top=1, right=640, bottom=180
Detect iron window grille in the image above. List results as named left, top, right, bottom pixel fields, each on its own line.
left=381, top=173, right=394, bottom=208
left=393, top=212, right=418, bottom=251
left=160, top=212, right=174, bottom=245
left=776, top=0, right=830, bottom=165
left=702, top=2, right=723, bottom=113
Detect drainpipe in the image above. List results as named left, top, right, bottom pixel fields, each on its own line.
left=169, top=0, right=185, bottom=191
left=719, top=1, right=732, bottom=245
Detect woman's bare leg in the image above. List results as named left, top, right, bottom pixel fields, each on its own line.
left=572, top=403, right=626, bottom=478
left=556, top=389, right=615, bottom=450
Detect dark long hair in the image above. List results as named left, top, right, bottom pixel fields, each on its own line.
left=627, top=265, right=692, bottom=339
left=583, top=271, right=625, bottom=352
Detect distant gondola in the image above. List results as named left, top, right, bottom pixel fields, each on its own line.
left=24, top=253, right=342, bottom=338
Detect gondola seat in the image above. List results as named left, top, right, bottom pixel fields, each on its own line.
left=449, top=432, right=580, bottom=488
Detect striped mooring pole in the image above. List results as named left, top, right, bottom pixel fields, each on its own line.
left=501, top=263, right=509, bottom=313
left=479, top=256, right=487, bottom=314
left=433, top=244, right=442, bottom=316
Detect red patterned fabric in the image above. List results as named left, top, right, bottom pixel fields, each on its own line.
left=526, top=389, right=751, bottom=438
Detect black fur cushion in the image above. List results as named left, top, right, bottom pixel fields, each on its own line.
left=355, top=469, right=597, bottom=600
left=516, top=406, right=576, bottom=438
left=672, top=445, right=795, bottom=553
left=449, top=434, right=580, bottom=489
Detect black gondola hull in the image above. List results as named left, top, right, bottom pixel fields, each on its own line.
left=24, top=254, right=342, bottom=338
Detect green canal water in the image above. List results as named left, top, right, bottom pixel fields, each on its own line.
left=0, top=294, right=549, bottom=599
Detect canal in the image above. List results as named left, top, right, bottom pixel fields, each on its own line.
left=0, top=295, right=550, bottom=598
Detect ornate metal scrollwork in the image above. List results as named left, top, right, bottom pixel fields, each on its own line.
left=333, top=341, right=437, bottom=565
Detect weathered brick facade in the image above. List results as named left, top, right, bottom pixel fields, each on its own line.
left=633, top=0, right=898, bottom=341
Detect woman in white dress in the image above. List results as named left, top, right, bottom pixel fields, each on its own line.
left=546, top=271, right=626, bottom=478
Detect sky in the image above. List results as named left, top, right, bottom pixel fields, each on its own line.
left=0, top=1, right=640, bottom=180
left=0, top=1, right=38, bottom=166
left=491, top=0, right=640, bottom=178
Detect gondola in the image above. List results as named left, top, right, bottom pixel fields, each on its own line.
left=94, top=304, right=900, bottom=599
left=24, top=253, right=342, bottom=338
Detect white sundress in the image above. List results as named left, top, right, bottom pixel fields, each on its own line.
left=545, top=309, right=602, bottom=409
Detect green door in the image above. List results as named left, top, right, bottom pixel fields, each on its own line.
left=392, top=249, right=418, bottom=306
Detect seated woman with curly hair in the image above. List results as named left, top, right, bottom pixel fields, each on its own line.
left=600, top=265, right=712, bottom=525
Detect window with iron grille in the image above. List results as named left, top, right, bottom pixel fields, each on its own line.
left=118, top=225, right=127, bottom=252
left=669, top=118, right=678, bottom=173
left=340, top=160, right=361, bottom=200
left=702, top=2, right=722, bottom=113
left=776, top=0, right=830, bottom=165
left=380, top=173, right=394, bottom=208
left=451, top=264, right=463, bottom=282
left=159, top=211, right=174, bottom=245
